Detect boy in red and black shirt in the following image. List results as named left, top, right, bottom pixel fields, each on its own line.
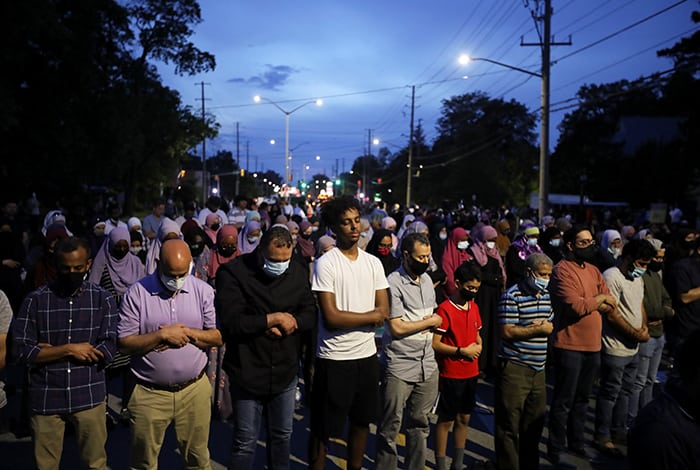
left=432, top=260, right=483, bottom=470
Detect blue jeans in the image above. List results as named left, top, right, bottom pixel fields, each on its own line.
left=547, top=348, right=600, bottom=453
left=628, top=335, right=665, bottom=423
left=594, top=352, right=638, bottom=441
left=229, top=377, right=297, bottom=470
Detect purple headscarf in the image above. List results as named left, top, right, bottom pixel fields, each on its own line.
left=238, top=220, right=262, bottom=254
left=88, top=227, right=144, bottom=294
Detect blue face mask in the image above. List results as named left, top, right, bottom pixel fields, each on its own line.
left=533, top=277, right=549, bottom=291
left=629, top=266, right=646, bottom=279
left=527, top=238, right=539, bottom=247
left=549, top=238, right=561, bottom=248
left=262, top=258, right=290, bottom=277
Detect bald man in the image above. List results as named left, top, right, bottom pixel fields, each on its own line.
left=119, top=239, right=222, bottom=470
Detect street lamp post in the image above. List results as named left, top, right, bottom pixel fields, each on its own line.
left=254, top=96, right=322, bottom=186
left=459, top=54, right=549, bottom=221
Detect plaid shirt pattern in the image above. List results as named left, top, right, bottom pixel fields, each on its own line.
left=13, top=281, right=117, bottom=414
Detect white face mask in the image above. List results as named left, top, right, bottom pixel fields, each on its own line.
left=159, top=262, right=193, bottom=292
left=439, top=232, right=448, bottom=241
left=485, top=241, right=496, bottom=250
left=130, top=246, right=142, bottom=255
left=608, top=246, right=622, bottom=258
left=457, top=240, right=470, bottom=250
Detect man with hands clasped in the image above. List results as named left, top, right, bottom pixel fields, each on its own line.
left=215, top=226, right=317, bottom=470
left=13, top=237, right=117, bottom=470
left=594, top=239, right=655, bottom=458
left=375, top=233, right=443, bottom=470
left=495, top=253, right=554, bottom=470
left=547, top=226, right=616, bottom=464
left=118, top=239, right=222, bottom=470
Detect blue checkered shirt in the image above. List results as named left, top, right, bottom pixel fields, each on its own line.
left=13, top=281, right=117, bottom=414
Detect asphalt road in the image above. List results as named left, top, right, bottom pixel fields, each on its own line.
left=0, top=368, right=636, bottom=470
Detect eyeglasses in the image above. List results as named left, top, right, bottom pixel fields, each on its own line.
left=574, top=239, right=595, bottom=248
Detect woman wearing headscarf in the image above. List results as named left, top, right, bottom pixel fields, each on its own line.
left=429, top=221, right=449, bottom=267
left=88, top=227, right=144, bottom=302
left=199, top=224, right=239, bottom=287
left=296, top=221, right=316, bottom=263
left=366, top=228, right=401, bottom=277
left=203, top=213, right=221, bottom=246
left=381, top=216, right=399, bottom=255
left=237, top=220, right=262, bottom=255
left=315, top=235, right=336, bottom=259
left=396, top=213, right=415, bottom=241
left=468, top=225, right=506, bottom=377
left=495, top=219, right=512, bottom=259
left=127, top=216, right=147, bottom=248
left=505, top=224, right=542, bottom=287
left=87, top=226, right=145, bottom=423
left=596, top=228, right=622, bottom=272
left=183, top=225, right=210, bottom=280
left=202, top=224, right=239, bottom=421
left=441, top=226, right=473, bottom=297
left=144, top=218, right=182, bottom=275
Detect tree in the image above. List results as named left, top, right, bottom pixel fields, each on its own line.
left=0, top=0, right=217, bottom=214
left=425, top=92, right=538, bottom=207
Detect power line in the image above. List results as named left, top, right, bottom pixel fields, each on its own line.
left=552, top=0, right=689, bottom=64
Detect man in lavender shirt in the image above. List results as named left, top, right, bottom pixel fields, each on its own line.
left=118, top=239, right=222, bottom=470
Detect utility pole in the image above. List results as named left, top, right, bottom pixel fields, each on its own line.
left=364, top=129, right=372, bottom=199
left=195, top=82, right=210, bottom=204
left=236, top=122, right=240, bottom=167
left=406, top=85, right=415, bottom=209
left=522, top=0, right=570, bottom=222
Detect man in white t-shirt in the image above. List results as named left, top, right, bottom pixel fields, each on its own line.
left=308, top=196, right=390, bottom=470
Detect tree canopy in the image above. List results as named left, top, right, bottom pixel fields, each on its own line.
left=0, top=0, right=216, bottom=212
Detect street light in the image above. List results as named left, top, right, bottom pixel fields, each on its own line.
left=254, top=95, right=323, bottom=186
left=459, top=54, right=550, bottom=221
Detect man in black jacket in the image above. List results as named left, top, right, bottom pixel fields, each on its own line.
left=215, top=226, right=317, bottom=470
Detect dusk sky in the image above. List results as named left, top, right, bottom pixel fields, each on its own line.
left=159, top=0, right=696, bottom=182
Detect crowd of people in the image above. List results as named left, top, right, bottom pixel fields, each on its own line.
left=0, top=192, right=699, bottom=469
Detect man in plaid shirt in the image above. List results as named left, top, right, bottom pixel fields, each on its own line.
left=13, top=237, right=117, bottom=470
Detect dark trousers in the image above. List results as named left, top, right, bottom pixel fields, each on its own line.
left=495, top=360, right=547, bottom=470
left=547, top=348, right=600, bottom=453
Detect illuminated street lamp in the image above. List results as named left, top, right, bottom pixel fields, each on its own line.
left=254, top=95, right=323, bottom=185
left=459, top=54, right=550, bottom=220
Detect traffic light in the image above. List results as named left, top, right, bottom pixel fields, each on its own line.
left=335, top=179, right=341, bottom=186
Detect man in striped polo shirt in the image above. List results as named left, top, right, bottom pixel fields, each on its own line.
left=495, top=252, right=554, bottom=470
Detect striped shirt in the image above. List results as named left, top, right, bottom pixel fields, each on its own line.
left=498, top=280, right=552, bottom=371
left=13, top=281, right=118, bottom=414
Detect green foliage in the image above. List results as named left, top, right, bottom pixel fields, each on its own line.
left=422, top=92, right=538, bottom=207
left=0, top=0, right=217, bottom=212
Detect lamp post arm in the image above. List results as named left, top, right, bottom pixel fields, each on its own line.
left=471, top=57, right=542, bottom=78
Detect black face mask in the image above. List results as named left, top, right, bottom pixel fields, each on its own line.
left=573, top=245, right=597, bottom=263
left=189, top=243, right=204, bottom=257
left=648, top=260, right=663, bottom=272
left=111, top=248, right=129, bottom=260
left=219, top=246, right=237, bottom=258
left=460, top=289, right=476, bottom=302
left=406, top=257, right=429, bottom=276
left=57, top=271, right=86, bottom=295
left=210, top=224, right=220, bottom=231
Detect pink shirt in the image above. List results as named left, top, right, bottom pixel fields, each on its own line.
left=118, top=273, right=216, bottom=386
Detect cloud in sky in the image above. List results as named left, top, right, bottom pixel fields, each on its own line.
left=227, top=64, right=299, bottom=91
